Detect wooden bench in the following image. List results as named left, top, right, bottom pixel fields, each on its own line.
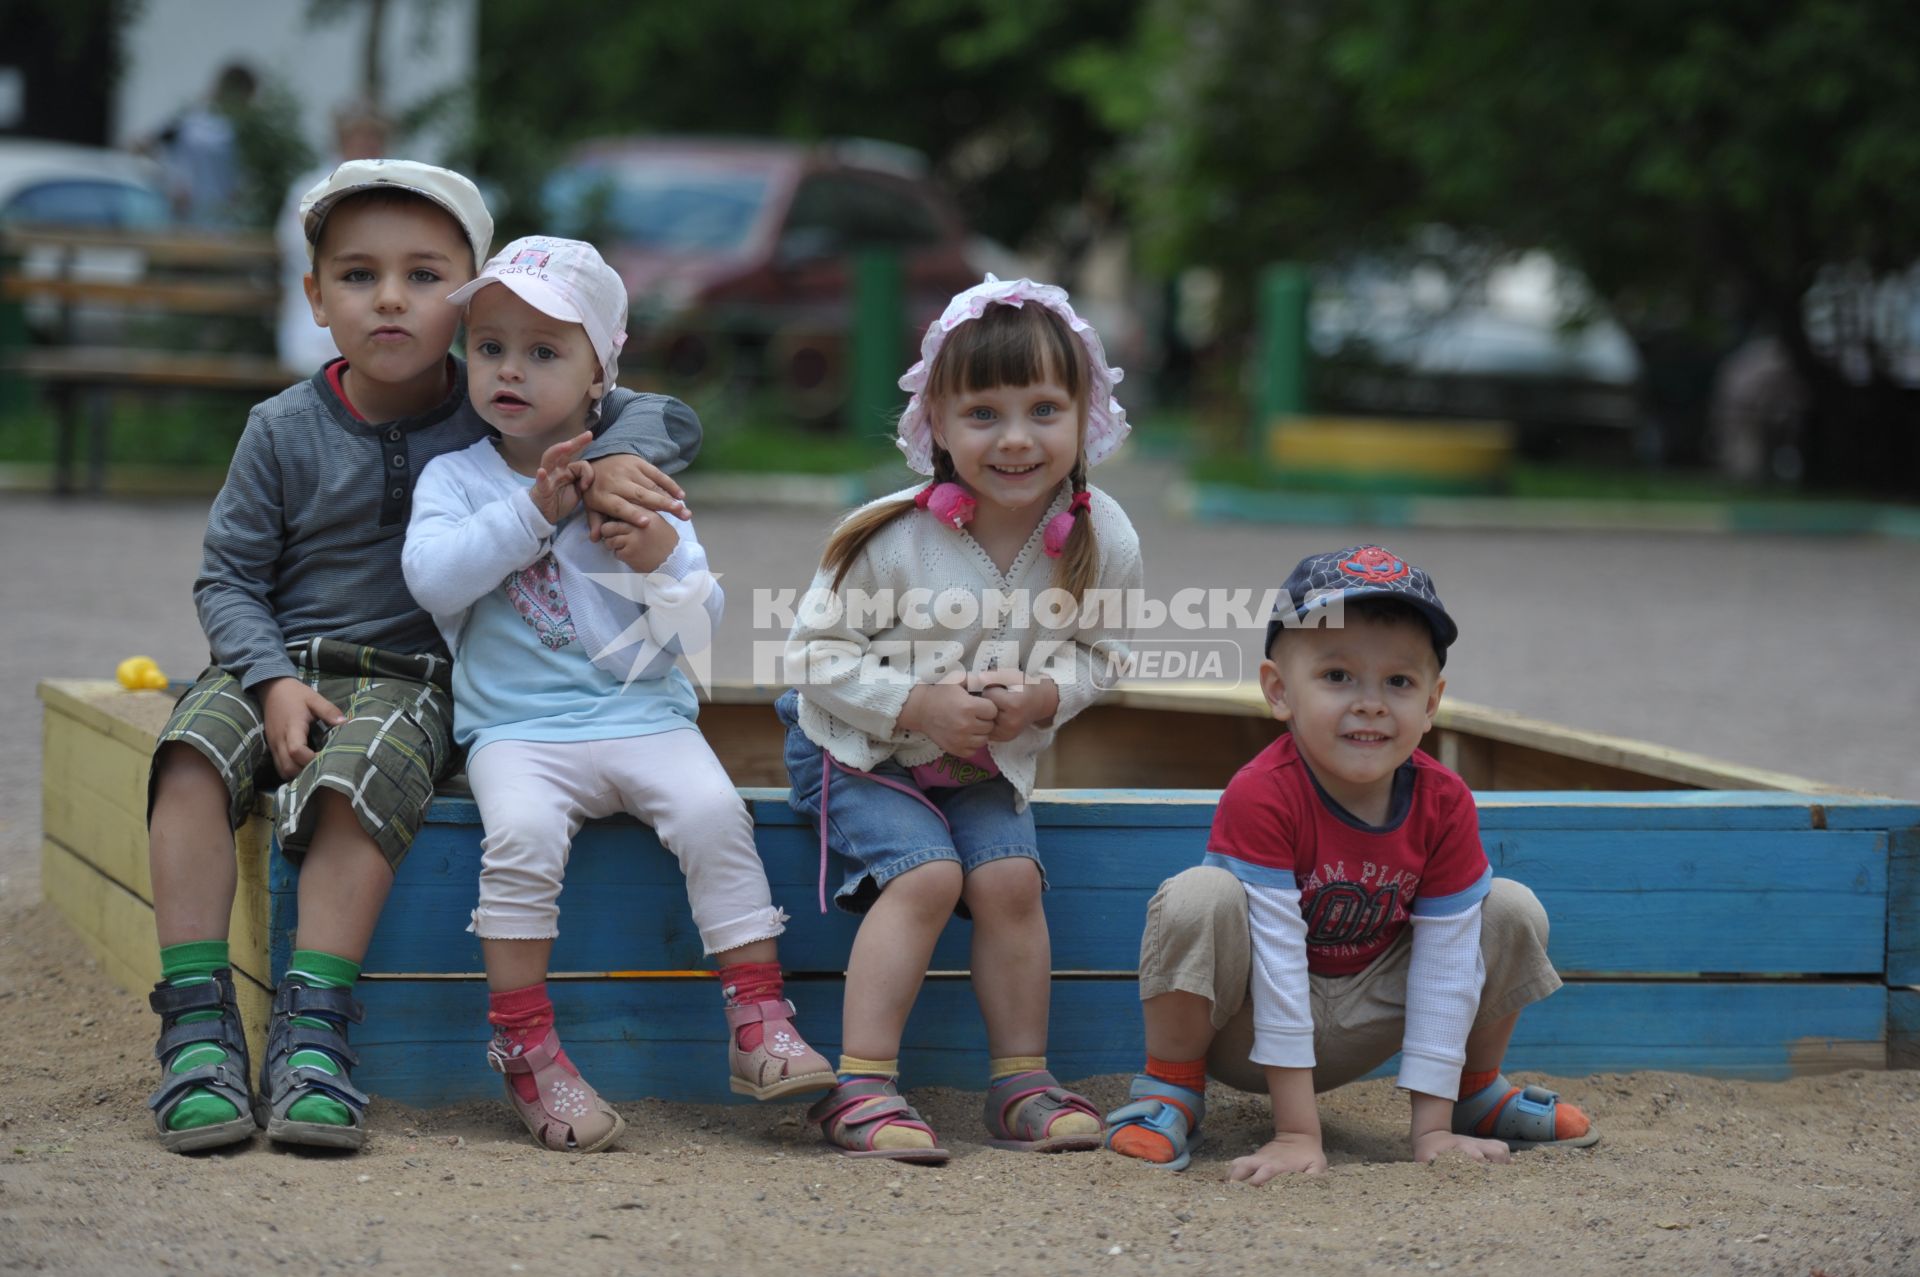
left=0, top=226, right=296, bottom=494
left=38, top=679, right=1919, bottom=1105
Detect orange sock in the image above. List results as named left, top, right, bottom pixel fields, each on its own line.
left=1459, top=1068, right=1499, bottom=1098
left=1108, top=1055, right=1204, bottom=1165
left=1460, top=1067, right=1590, bottom=1142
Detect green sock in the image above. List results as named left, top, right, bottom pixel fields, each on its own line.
left=157, top=940, right=242, bottom=1133
left=282, top=949, right=361, bottom=1127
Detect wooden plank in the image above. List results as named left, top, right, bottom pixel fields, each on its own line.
left=337, top=977, right=1888, bottom=1106
left=1, top=275, right=275, bottom=315
left=288, top=813, right=1889, bottom=978
left=1, top=225, right=278, bottom=262
left=1889, top=826, right=1920, bottom=987
left=1432, top=700, right=1855, bottom=794
left=6, top=347, right=296, bottom=390
left=42, top=837, right=159, bottom=994
left=1891, top=988, right=1919, bottom=1069
left=1481, top=827, right=1886, bottom=975
left=41, top=710, right=155, bottom=899
left=38, top=680, right=169, bottom=756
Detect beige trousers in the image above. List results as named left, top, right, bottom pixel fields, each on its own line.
left=1138, top=867, right=1562, bottom=1093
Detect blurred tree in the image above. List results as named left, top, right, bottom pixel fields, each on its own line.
left=468, top=0, right=1135, bottom=252
left=1088, top=0, right=1920, bottom=489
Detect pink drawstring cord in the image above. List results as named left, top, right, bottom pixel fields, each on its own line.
left=817, top=749, right=950, bottom=913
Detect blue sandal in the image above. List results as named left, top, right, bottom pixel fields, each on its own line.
left=262, top=982, right=371, bottom=1150
left=1103, top=1074, right=1205, bottom=1171
left=1453, top=1074, right=1599, bottom=1150
left=146, top=970, right=260, bottom=1153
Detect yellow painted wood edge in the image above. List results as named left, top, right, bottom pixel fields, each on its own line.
left=1430, top=701, right=1856, bottom=795
left=42, top=835, right=275, bottom=990
left=39, top=679, right=167, bottom=754
left=43, top=836, right=159, bottom=993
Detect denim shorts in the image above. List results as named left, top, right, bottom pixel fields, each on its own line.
left=776, top=689, right=1043, bottom=916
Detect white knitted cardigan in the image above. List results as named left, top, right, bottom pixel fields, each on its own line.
left=787, top=483, right=1144, bottom=807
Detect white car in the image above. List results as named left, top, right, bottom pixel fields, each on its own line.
left=0, top=139, right=172, bottom=340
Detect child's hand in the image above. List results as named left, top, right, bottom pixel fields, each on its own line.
left=260, top=677, right=347, bottom=779
left=585, top=454, right=691, bottom=538
left=1227, top=1133, right=1329, bottom=1184
left=1411, top=1131, right=1512, bottom=1165
left=900, top=671, right=998, bottom=757
left=530, top=432, right=594, bottom=524
left=970, top=668, right=1060, bottom=741
left=599, top=510, right=680, bottom=574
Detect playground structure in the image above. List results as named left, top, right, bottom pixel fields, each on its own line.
left=38, top=677, right=1919, bottom=1106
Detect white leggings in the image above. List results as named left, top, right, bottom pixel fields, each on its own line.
left=464, top=731, right=786, bottom=955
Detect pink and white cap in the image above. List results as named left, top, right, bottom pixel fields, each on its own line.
left=895, top=274, right=1129, bottom=476
left=446, top=235, right=629, bottom=392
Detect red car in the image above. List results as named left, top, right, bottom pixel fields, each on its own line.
left=544, top=137, right=981, bottom=417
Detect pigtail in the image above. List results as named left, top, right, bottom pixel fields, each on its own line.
left=1051, top=456, right=1101, bottom=604
left=821, top=449, right=961, bottom=590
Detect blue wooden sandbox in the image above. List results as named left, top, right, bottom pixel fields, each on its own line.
left=39, top=680, right=1919, bottom=1108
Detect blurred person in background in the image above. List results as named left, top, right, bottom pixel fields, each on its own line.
left=275, top=101, right=390, bottom=372
left=146, top=63, right=258, bottom=228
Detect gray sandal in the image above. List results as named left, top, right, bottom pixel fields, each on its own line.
left=146, top=969, right=260, bottom=1153
left=1453, top=1074, right=1599, bottom=1150
left=262, top=981, right=371, bottom=1150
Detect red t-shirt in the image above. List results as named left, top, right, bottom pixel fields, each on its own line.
left=1204, top=733, right=1491, bottom=975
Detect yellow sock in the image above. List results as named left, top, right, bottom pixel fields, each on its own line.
left=837, top=1054, right=899, bottom=1079
left=989, top=1055, right=1100, bottom=1139
left=831, top=1056, right=932, bottom=1152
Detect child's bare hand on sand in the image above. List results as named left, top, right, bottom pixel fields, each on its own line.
left=1412, top=1130, right=1511, bottom=1165
left=1228, top=1133, right=1328, bottom=1184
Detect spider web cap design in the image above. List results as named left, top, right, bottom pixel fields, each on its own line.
left=1266, top=545, right=1457, bottom=666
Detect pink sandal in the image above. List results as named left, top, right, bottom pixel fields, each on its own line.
left=487, top=1033, right=625, bottom=1153
left=983, top=1068, right=1103, bottom=1152
left=727, top=999, right=836, bottom=1101
left=807, top=1077, right=951, bottom=1164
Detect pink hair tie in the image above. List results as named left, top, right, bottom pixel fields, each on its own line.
left=915, top=481, right=976, bottom=530
left=1043, top=490, right=1093, bottom=558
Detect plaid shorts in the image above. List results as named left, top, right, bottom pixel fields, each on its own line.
left=152, top=638, right=455, bottom=867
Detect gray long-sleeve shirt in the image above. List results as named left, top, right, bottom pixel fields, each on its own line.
left=193, top=361, right=702, bottom=690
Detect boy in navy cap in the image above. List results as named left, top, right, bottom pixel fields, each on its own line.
left=1105, top=546, right=1595, bottom=1179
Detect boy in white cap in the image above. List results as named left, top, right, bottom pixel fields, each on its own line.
left=403, top=237, right=832, bottom=1152
left=142, top=161, right=700, bottom=1155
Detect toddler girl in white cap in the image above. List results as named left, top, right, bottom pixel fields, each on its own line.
left=403, top=236, right=832, bottom=1152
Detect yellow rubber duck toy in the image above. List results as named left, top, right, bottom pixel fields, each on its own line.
left=116, top=655, right=169, bottom=691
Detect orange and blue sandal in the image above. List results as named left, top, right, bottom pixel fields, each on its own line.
left=807, top=1077, right=951, bottom=1164
left=1453, top=1074, right=1598, bottom=1151
left=982, top=1069, right=1103, bottom=1153
left=1103, top=1074, right=1204, bottom=1171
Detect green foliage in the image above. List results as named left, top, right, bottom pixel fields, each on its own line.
left=1094, top=0, right=1920, bottom=334
left=1086, top=0, right=1920, bottom=487
left=229, top=80, right=318, bottom=229
left=471, top=0, right=1135, bottom=247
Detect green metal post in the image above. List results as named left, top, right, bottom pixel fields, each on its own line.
left=1257, top=263, right=1311, bottom=423
left=850, top=250, right=904, bottom=434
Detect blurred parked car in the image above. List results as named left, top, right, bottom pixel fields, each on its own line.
left=544, top=137, right=979, bottom=419
left=1310, top=247, right=1650, bottom=458
left=0, top=139, right=172, bottom=343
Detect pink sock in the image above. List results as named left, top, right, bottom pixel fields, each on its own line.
left=488, top=982, right=575, bottom=1104
left=717, top=961, right=784, bottom=1052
